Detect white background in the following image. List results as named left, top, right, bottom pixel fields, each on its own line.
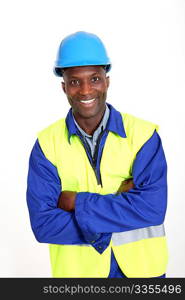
left=0, top=0, right=184, bottom=277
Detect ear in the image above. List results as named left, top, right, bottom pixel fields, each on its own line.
left=106, top=76, right=110, bottom=88
left=61, top=81, right=66, bottom=93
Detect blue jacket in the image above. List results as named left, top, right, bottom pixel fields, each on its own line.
left=26, top=104, right=167, bottom=254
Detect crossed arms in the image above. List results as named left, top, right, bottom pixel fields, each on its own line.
left=26, top=130, right=167, bottom=251
left=57, top=179, right=135, bottom=211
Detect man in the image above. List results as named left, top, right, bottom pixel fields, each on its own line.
left=26, top=31, right=168, bottom=278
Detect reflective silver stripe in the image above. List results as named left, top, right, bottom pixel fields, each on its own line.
left=112, top=224, right=165, bottom=246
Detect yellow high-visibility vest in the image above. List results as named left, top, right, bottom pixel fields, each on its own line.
left=38, top=112, right=168, bottom=278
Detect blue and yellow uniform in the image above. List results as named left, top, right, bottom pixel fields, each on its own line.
left=26, top=104, right=168, bottom=278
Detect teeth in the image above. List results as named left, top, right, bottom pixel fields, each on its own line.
left=80, top=98, right=95, bottom=104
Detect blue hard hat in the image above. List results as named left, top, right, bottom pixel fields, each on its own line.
left=54, top=31, right=111, bottom=77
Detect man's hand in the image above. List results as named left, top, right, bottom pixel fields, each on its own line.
left=57, top=191, right=77, bottom=211
left=116, top=179, right=135, bottom=194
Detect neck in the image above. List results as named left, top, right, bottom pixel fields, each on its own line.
left=74, top=109, right=105, bottom=136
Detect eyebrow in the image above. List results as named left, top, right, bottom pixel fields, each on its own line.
left=68, top=72, right=102, bottom=79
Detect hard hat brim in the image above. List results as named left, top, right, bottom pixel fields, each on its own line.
left=54, top=64, right=111, bottom=77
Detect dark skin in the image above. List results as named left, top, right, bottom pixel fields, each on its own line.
left=58, top=65, right=135, bottom=211
left=62, top=66, right=109, bottom=135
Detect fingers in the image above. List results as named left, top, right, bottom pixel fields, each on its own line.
left=57, top=191, right=76, bottom=211
left=116, top=179, right=134, bottom=194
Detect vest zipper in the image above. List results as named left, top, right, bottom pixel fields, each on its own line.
left=92, top=129, right=105, bottom=187
left=92, top=158, right=102, bottom=186
left=78, top=133, right=104, bottom=187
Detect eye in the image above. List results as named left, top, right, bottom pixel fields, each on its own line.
left=70, top=79, right=80, bottom=86
left=91, top=76, right=101, bottom=83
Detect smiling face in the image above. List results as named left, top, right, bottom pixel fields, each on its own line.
left=62, top=66, right=109, bottom=124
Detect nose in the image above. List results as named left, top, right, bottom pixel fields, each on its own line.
left=79, top=81, right=92, bottom=96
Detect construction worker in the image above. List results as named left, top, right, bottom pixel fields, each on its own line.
left=26, top=31, right=168, bottom=278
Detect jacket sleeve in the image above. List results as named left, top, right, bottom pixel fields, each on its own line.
left=75, top=130, right=167, bottom=251
left=26, top=139, right=88, bottom=245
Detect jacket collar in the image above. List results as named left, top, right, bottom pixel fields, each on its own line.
left=65, top=103, right=126, bottom=142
